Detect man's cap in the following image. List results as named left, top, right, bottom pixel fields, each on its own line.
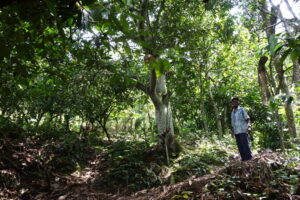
left=231, top=97, right=239, bottom=102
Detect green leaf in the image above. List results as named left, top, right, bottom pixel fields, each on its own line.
left=124, top=76, right=137, bottom=86
left=155, top=68, right=163, bottom=78
left=268, top=34, right=278, bottom=56
left=128, top=13, right=144, bottom=21
left=152, top=59, right=169, bottom=78
left=120, top=14, right=129, bottom=31
left=137, top=41, right=150, bottom=49
left=279, top=48, right=291, bottom=65
left=67, top=18, right=74, bottom=26
left=124, top=46, right=131, bottom=54
left=124, top=0, right=131, bottom=6
left=161, top=59, right=171, bottom=72
left=269, top=95, right=280, bottom=111
left=258, top=44, right=268, bottom=56
left=286, top=38, right=297, bottom=47
left=290, top=50, right=299, bottom=63
left=295, top=84, right=300, bottom=94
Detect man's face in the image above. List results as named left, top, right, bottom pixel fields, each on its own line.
left=231, top=99, right=239, bottom=107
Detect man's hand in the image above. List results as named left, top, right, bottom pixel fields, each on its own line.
left=231, top=131, right=235, bottom=138
left=247, top=125, right=252, bottom=135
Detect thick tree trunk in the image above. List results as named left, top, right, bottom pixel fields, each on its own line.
left=155, top=102, right=175, bottom=146
left=136, top=69, right=178, bottom=153
left=292, top=62, right=300, bottom=87
left=153, top=75, right=176, bottom=150
left=259, top=1, right=277, bottom=38
left=136, top=54, right=182, bottom=166
left=274, top=55, right=297, bottom=137
left=258, top=1, right=293, bottom=146
left=136, top=68, right=178, bottom=159
left=280, top=80, right=297, bottom=138
left=151, top=75, right=178, bottom=166
left=292, top=61, right=300, bottom=109
left=284, top=100, right=297, bottom=137
left=258, top=56, right=271, bottom=105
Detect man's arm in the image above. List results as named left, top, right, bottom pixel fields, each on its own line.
left=231, top=128, right=235, bottom=138
left=242, top=107, right=251, bottom=134
left=246, top=118, right=251, bottom=134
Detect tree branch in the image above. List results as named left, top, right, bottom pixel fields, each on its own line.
left=138, top=0, right=149, bottom=42
left=148, top=69, right=162, bottom=107
left=154, top=0, right=166, bottom=29
left=283, top=0, right=299, bottom=20
left=268, top=0, right=291, bottom=36
left=135, top=82, right=149, bottom=94
left=150, top=69, right=157, bottom=93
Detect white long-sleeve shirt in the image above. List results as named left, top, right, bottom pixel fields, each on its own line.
left=231, top=106, right=250, bottom=135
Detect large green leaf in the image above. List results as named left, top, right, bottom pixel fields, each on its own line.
left=120, top=13, right=129, bottom=32
left=128, top=13, right=144, bottom=21
left=279, top=48, right=291, bottom=66
left=149, top=59, right=171, bottom=78
left=290, top=50, right=299, bottom=63
left=268, top=34, right=278, bottom=56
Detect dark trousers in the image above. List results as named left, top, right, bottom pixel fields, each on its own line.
left=235, top=133, right=252, bottom=161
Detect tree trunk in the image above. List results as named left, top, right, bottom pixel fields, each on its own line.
left=258, top=0, right=293, bottom=145
left=283, top=0, right=299, bottom=20
left=274, top=55, right=297, bottom=137
left=64, top=114, right=70, bottom=132
left=136, top=69, right=178, bottom=163
left=223, top=105, right=228, bottom=132
left=129, top=118, right=134, bottom=135
left=99, top=122, right=111, bottom=141
left=97, top=115, right=112, bottom=141
left=293, top=61, right=300, bottom=106
left=153, top=75, right=175, bottom=150
left=143, top=120, right=147, bottom=140
left=200, top=98, right=209, bottom=135
left=35, top=112, right=45, bottom=129
left=115, top=118, right=119, bottom=133
left=147, top=109, right=153, bottom=132
left=292, top=62, right=300, bottom=87
left=274, top=110, right=285, bottom=150
left=208, top=85, right=223, bottom=138
left=199, top=72, right=209, bottom=135
left=155, top=101, right=174, bottom=146
left=258, top=56, right=271, bottom=105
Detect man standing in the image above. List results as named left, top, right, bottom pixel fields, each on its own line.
left=231, top=97, right=252, bottom=161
